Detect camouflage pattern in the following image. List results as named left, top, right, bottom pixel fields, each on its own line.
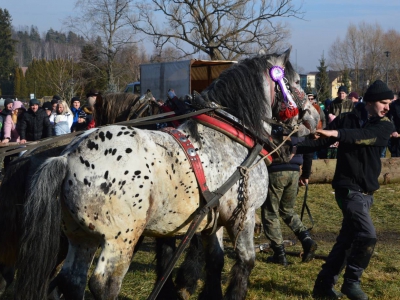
left=261, top=170, right=307, bottom=245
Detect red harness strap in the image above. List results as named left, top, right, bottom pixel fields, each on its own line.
left=161, top=127, right=209, bottom=193
left=192, top=114, right=273, bottom=164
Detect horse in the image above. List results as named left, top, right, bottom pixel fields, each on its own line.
left=13, top=48, right=320, bottom=300
left=0, top=91, right=163, bottom=297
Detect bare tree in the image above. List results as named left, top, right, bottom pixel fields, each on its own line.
left=66, top=0, right=137, bottom=92
left=328, top=22, right=396, bottom=94
left=129, top=0, right=303, bottom=60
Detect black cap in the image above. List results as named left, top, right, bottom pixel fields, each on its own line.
left=364, top=80, right=394, bottom=102
left=42, top=101, right=53, bottom=110
left=86, top=89, right=99, bottom=98
left=52, top=95, right=61, bottom=101
left=29, top=98, right=40, bottom=106
left=71, top=96, right=81, bottom=103
left=338, top=86, right=348, bottom=94
left=4, top=98, right=14, bottom=107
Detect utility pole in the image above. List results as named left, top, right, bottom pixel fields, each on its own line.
left=384, top=51, right=390, bottom=86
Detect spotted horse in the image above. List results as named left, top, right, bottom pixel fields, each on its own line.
left=16, top=48, right=320, bottom=300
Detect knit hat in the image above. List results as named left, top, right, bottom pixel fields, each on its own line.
left=12, top=100, right=26, bottom=111
left=71, top=96, right=81, bottom=103
left=363, top=80, right=394, bottom=102
left=29, top=98, right=40, bottom=106
left=338, top=86, right=348, bottom=94
left=4, top=98, right=14, bottom=107
left=42, top=101, right=53, bottom=111
left=348, top=92, right=359, bottom=99
left=51, top=99, right=59, bottom=105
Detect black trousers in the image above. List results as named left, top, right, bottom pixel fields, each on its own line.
left=317, top=189, right=376, bottom=285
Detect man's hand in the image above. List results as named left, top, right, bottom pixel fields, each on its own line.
left=20, top=139, right=27, bottom=144
left=391, top=132, right=399, bottom=138
left=315, top=129, right=339, bottom=138
left=299, top=176, right=308, bottom=186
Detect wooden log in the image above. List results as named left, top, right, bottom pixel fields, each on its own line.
left=308, top=158, right=400, bottom=184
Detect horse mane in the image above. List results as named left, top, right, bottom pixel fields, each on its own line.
left=200, top=54, right=276, bottom=139
left=94, top=93, right=141, bottom=125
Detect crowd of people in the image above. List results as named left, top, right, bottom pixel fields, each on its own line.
left=0, top=89, right=100, bottom=171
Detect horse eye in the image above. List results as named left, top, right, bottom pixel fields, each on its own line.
left=295, top=80, right=300, bottom=84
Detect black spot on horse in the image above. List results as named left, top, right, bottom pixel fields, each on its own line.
left=112, top=149, right=117, bottom=156
left=84, top=178, right=89, bottom=186
left=99, top=131, right=105, bottom=142
left=100, top=182, right=111, bottom=194
left=126, top=148, right=132, bottom=153
left=117, top=132, right=123, bottom=136
left=85, top=160, right=90, bottom=168
left=79, top=156, right=85, bottom=164
left=104, top=171, right=109, bottom=180
left=106, top=131, right=113, bottom=140
left=134, top=171, right=141, bottom=175
left=124, top=171, right=129, bottom=175
left=104, top=149, right=108, bottom=156
left=144, top=176, right=149, bottom=180
left=117, top=156, right=122, bottom=161
left=91, top=164, right=95, bottom=169
left=87, top=139, right=99, bottom=151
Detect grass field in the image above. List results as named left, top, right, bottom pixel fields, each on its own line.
left=3, top=183, right=400, bottom=299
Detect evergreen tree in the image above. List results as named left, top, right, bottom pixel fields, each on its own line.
left=0, top=8, right=17, bottom=96
left=316, top=55, right=331, bottom=102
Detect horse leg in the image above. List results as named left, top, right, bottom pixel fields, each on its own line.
left=175, top=234, right=204, bottom=299
left=198, top=228, right=224, bottom=300
left=55, top=237, right=99, bottom=300
left=88, top=238, right=136, bottom=299
left=223, top=217, right=256, bottom=300
left=154, top=237, right=179, bottom=300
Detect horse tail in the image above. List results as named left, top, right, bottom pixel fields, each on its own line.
left=15, top=156, right=69, bottom=300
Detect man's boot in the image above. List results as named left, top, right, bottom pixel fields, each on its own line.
left=340, top=237, right=376, bottom=300
left=312, top=275, right=344, bottom=299
left=297, top=230, right=318, bottom=262
left=267, top=244, right=288, bottom=266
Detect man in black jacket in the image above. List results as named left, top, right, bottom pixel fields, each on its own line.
left=20, top=98, right=52, bottom=143
left=295, top=80, right=393, bottom=300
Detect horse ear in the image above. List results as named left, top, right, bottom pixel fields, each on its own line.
left=281, top=47, right=292, bottom=65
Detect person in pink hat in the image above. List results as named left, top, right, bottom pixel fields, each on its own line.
left=1, top=100, right=26, bottom=144
left=1, top=100, right=27, bottom=170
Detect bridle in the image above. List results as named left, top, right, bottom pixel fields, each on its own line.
left=264, top=66, right=312, bottom=134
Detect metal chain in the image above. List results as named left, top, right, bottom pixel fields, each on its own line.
left=233, top=165, right=250, bottom=249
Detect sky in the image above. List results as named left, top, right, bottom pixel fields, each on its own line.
left=3, top=0, right=400, bottom=73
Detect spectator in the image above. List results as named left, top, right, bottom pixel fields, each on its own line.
left=261, top=136, right=317, bottom=266
left=70, top=97, right=87, bottom=132
left=1, top=101, right=26, bottom=170
left=51, top=95, right=61, bottom=112
left=328, top=86, right=354, bottom=123
left=42, top=101, right=53, bottom=116
left=387, top=92, right=400, bottom=157
left=83, top=89, right=99, bottom=129
left=50, top=100, right=73, bottom=136
left=296, top=80, right=393, bottom=300
left=0, top=98, right=14, bottom=140
left=348, top=92, right=359, bottom=104
left=19, top=98, right=52, bottom=143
